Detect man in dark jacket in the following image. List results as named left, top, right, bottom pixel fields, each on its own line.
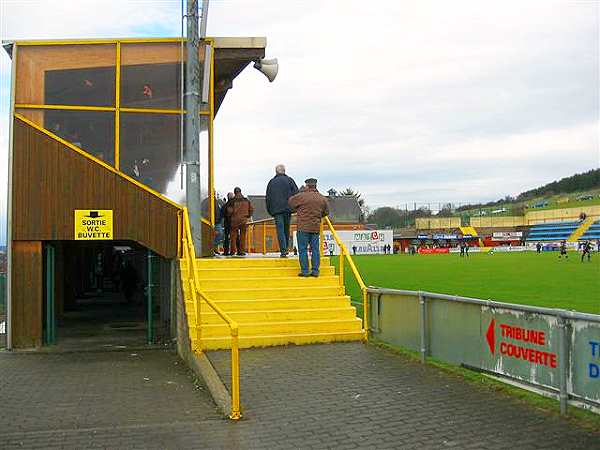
left=266, top=164, right=299, bottom=257
left=289, top=178, right=329, bottom=277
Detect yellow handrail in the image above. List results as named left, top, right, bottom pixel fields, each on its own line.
left=181, top=207, right=241, bottom=420
left=323, top=216, right=368, bottom=336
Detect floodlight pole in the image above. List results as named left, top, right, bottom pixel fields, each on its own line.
left=184, top=0, right=209, bottom=255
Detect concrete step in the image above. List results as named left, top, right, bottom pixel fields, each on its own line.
left=191, top=257, right=332, bottom=269
left=197, top=330, right=365, bottom=350
left=194, top=266, right=336, bottom=279
left=198, top=295, right=354, bottom=312
left=200, top=306, right=357, bottom=324
left=199, top=276, right=340, bottom=289
left=203, top=286, right=344, bottom=300
left=199, top=318, right=363, bottom=338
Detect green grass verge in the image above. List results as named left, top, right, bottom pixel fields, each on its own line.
left=533, top=196, right=600, bottom=211
left=370, top=339, right=600, bottom=432
left=334, top=251, right=600, bottom=314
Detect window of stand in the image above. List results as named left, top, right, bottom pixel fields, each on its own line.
left=16, top=108, right=115, bottom=165
left=119, top=112, right=182, bottom=200
left=16, top=44, right=116, bottom=106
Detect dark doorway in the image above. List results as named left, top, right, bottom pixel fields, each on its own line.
left=45, top=240, right=172, bottom=351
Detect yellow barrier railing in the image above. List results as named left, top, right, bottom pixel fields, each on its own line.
left=181, top=207, right=241, bottom=420
left=323, top=216, right=368, bottom=337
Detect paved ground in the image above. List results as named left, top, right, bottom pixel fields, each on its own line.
left=0, top=344, right=598, bottom=449
left=207, top=342, right=600, bottom=450
left=0, top=350, right=229, bottom=449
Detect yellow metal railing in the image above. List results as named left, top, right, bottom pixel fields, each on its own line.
left=323, top=216, right=369, bottom=336
left=181, top=207, right=241, bottom=420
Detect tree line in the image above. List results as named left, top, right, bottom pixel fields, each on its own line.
left=361, top=168, right=600, bottom=228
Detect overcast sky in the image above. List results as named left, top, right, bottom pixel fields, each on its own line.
left=0, top=0, right=599, bottom=235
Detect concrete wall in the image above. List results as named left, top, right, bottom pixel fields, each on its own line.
left=525, top=205, right=600, bottom=225
left=470, top=216, right=525, bottom=227
left=415, top=218, right=461, bottom=230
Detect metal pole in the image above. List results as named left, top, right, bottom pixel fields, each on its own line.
left=558, top=316, right=569, bottom=415
left=147, top=249, right=154, bottom=345
left=319, top=220, right=324, bottom=258
left=185, top=0, right=205, bottom=255
left=6, top=44, right=18, bottom=350
left=419, top=292, right=427, bottom=363
left=230, top=332, right=241, bottom=420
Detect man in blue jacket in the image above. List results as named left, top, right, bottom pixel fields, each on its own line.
left=266, top=164, right=299, bottom=257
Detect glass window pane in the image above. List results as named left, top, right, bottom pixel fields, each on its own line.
left=16, top=108, right=115, bottom=165
left=16, top=44, right=116, bottom=106
left=120, top=112, right=183, bottom=201
left=120, top=43, right=186, bottom=110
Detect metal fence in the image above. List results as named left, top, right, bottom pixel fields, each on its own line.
left=367, top=287, right=600, bottom=414
left=0, top=272, right=6, bottom=348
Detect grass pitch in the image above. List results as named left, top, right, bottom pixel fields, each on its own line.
left=336, top=251, right=600, bottom=314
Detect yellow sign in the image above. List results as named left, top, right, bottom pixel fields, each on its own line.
left=74, top=210, right=113, bottom=240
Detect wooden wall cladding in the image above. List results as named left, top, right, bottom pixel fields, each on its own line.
left=11, top=241, right=43, bottom=348
left=12, top=118, right=180, bottom=258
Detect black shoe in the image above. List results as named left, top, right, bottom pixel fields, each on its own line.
left=310, top=272, right=319, bottom=277
left=237, top=252, right=247, bottom=257
left=280, top=253, right=288, bottom=258
left=298, top=272, right=310, bottom=277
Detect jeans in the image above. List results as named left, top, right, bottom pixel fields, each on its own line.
left=273, top=212, right=291, bottom=254
left=297, top=231, right=320, bottom=275
left=214, top=224, right=224, bottom=250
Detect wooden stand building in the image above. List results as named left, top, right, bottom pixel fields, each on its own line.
left=3, top=37, right=266, bottom=349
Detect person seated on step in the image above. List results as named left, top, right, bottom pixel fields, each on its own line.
left=289, top=178, right=329, bottom=277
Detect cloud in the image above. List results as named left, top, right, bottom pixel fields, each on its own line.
left=209, top=0, right=599, bottom=207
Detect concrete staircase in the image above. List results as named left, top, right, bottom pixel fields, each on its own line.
left=180, top=257, right=364, bottom=350
left=567, top=217, right=596, bottom=242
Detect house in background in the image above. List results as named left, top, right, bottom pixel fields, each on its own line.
left=243, top=195, right=365, bottom=253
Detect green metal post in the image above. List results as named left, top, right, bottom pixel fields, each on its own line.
left=419, top=292, right=427, bottom=363
left=558, top=316, right=569, bottom=415
left=147, top=249, right=154, bottom=344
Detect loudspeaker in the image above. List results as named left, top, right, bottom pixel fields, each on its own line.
left=253, top=58, right=279, bottom=82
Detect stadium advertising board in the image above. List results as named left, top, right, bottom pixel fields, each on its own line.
left=492, top=232, right=523, bottom=241
left=294, top=230, right=393, bottom=255
left=480, top=310, right=559, bottom=390
left=432, top=234, right=458, bottom=240
left=418, top=248, right=449, bottom=254
left=569, top=321, right=600, bottom=404
left=368, top=288, right=600, bottom=409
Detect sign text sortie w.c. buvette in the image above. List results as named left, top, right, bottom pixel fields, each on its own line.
left=74, top=210, right=113, bottom=240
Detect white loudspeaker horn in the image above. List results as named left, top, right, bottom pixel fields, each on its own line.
left=253, top=58, right=278, bottom=82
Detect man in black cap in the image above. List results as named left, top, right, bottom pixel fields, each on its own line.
left=289, top=178, right=329, bottom=277
left=266, top=164, right=298, bottom=257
